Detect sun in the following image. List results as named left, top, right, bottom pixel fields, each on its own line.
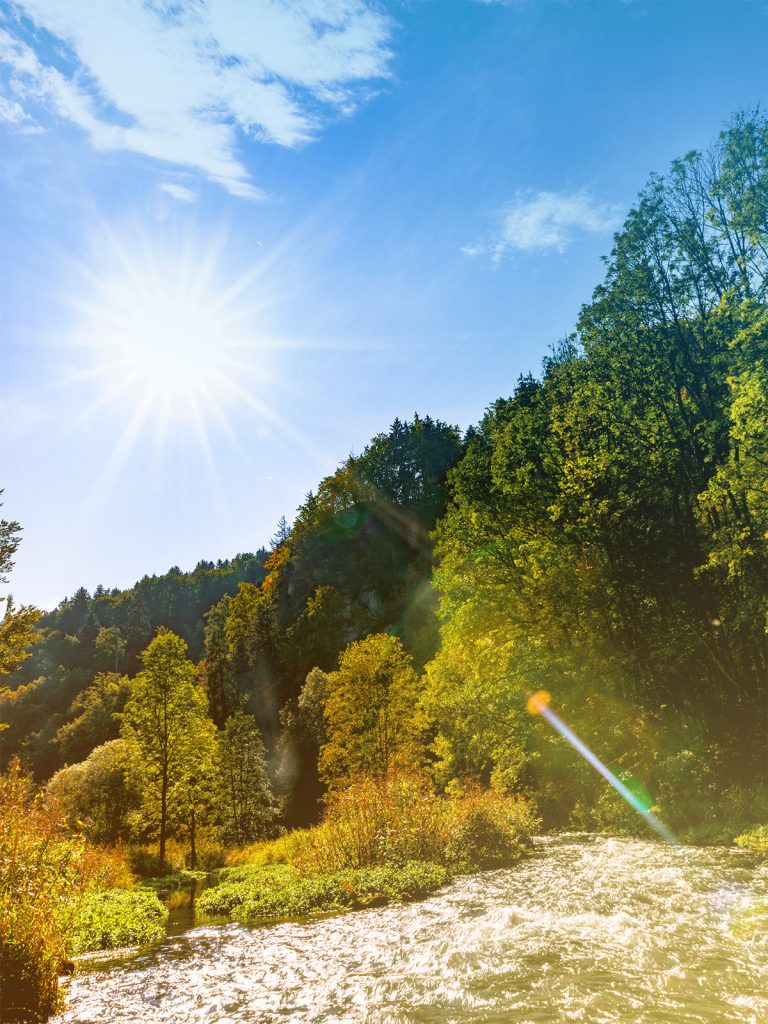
left=63, top=226, right=284, bottom=453
left=85, top=269, right=248, bottom=414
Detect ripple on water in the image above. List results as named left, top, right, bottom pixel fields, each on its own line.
left=55, top=836, right=768, bottom=1024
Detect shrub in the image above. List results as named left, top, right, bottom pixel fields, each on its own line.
left=296, top=775, right=538, bottom=874
left=297, top=774, right=449, bottom=873
left=442, top=788, right=539, bottom=871
left=69, top=891, right=167, bottom=955
left=127, top=838, right=187, bottom=877
left=228, top=775, right=539, bottom=877
left=81, top=845, right=135, bottom=891
left=0, top=762, right=90, bottom=1022
left=734, top=825, right=768, bottom=853
left=224, top=830, right=312, bottom=868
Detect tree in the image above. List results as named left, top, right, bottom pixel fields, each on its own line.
left=319, top=633, right=423, bottom=788
left=218, top=711, right=275, bottom=845
left=46, top=739, right=140, bottom=844
left=168, top=723, right=219, bottom=868
left=202, top=597, right=236, bottom=728
left=120, top=629, right=212, bottom=864
left=270, top=515, right=291, bottom=549
left=53, top=672, right=130, bottom=766
left=94, top=626, right=127, bottom=673
left=0, top=492, right=40, bottom=678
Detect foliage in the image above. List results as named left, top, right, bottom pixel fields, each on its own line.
left=68, top=890, right=167, bottom=955
left=244, top=774, right=538, bottom=876
left=1, top=552, right=267, bottom=778
left=319, top=634, right=423, bottom=789
left=126, top=835, right=226, bottom=876
left=0, top=762, right=89, bottom=1022
left=52, top=673, right=131, bottom=767
left=47, top=739, right=140, bottom=845
left=218, top=710, right=276, bottom=845
left=734, top=825, right=768, bottom=853
left=440, top=788, right=540, bottom=872
left=196, top=861, right=449, bottom=922
left=120, top=629, right=216, bottom=864
left=0, top=491, right=40, bottom=680
left=300, top=774, right=447, bottom=872
left=222, top=829, right=315, bottom=868
left=424, top=111, right=768, bottom=820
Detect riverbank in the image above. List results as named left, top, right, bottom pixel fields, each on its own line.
left=54, top=835, right=768, bottom=1024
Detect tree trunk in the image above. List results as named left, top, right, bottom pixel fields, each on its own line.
left=159, top=772, right=168, bottom=868
left=189, top=805, right=197, bottom=870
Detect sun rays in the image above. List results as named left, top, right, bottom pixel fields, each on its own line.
left=66, top=227, right=274, bottom=438
left=46, top=222, right=331, bottom=506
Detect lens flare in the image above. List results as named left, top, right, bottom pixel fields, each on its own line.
left=527, top=691, right=677, bottom=844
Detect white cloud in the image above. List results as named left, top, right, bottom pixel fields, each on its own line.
left=464, top=190, right=623, bottom=262
left=159, top=182, right=197, bottom=204
left=0, top=0, right=394, bottom=197
left=0, top=91, right=40, bottom=130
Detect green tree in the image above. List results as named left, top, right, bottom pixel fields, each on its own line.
left=319, top=634, right=423, bottom=789
left=168, top=723, right=219, bottom=868
left=46, top=738, right=140, bottom=844
left=0, top=492, right=40, bottom=679
left=219, top=711, right=275, bottom=845
left=53, top=671, right=130, bottom=766
left=120, top=629, right=212, bottom=864
left=94, top=625, right=127, bottom=673
left=202, top=596, right=236, bottom=728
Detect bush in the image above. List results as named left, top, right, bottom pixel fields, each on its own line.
left=224, top=830, right=312, bottom=868
left=653, top=745, right=768, bottom=843
left=442, top=788, right=539, bottom=871
left=127, top=838, right=187, bottom=877
left=197, top=861, right=449, bottom=922
left=127, top=833, right=226, bottom=876
left=69, top=891, right=167, bottom=955
left=294, top=775, right=539, bottom=875
left=297, top=774, right=447, bottom=873
left=0, top=763, right=90, bottom=1022
left=188, top=837, right=226, bottom=871
left=734, top=825, right=768, bottom=853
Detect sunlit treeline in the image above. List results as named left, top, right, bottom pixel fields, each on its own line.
left=3, top=110, right=768, bottom=849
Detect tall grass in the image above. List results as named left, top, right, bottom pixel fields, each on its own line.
left=234, top=774, right=540, bottom=876
left=0, top=761, right=136, bottom=1022
left=1, top=762, right=88, bottom=1021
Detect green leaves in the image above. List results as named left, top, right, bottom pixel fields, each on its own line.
left=318, top=633, right=423, bottom=788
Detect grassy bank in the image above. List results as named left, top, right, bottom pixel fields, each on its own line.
left=198, top=776, right=538, bottom=924
left=198, top=861, right=449, bottom=921
left=69, top=891, right=167, bottom=955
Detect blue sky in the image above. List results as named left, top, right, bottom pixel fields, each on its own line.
left=1, top=0, right=767, bottom=610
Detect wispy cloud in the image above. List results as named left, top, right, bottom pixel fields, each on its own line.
left=159, top=182, right=197, bottom=204
left=463, top=190, right=623, bottom=262
left=0, top=91, right=40, bottom=131
left=0, top=1, right=394, bottom=197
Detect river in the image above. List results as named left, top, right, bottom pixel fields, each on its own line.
left=55, top=835, right=768, bottom=1023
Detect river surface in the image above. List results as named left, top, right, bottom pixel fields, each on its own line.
left=56, top=835, right=768, bottom=1023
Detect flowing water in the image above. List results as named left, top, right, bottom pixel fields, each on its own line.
left=56, top=835, right=768, bottom=1023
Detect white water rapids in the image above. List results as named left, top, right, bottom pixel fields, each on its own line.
left=56, top=835, right=768, bottom=1023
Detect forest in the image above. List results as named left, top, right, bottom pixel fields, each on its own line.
left=2, top=110, right=768, bottom=1020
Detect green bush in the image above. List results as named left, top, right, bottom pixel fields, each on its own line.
left=197, top=861, right=448, bottom=922
left=734, top=825, right=768, bottom=853
left=69, top=891, right=167, bottom=955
